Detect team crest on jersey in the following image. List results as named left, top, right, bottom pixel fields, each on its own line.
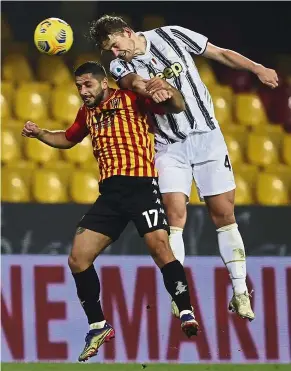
left=110, top=97, right=121, bottom=109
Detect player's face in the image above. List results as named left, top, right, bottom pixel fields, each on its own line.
left=75, top=73, right=108, bottom=107
left=102, top=30, right=135, bottom=62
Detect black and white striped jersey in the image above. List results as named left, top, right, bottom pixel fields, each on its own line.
left=110, top=26, right=218, bottom=144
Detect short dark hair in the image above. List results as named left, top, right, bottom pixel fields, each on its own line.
left=88, top=15, right=130, bottom=48
left=74, top=61, right=107, bottom=80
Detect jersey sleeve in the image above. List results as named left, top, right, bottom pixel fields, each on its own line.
left=168, top=25, right=208, bottom=55
left=65, top=106, right=89, bottom=143
left=110, top=59, right=135, bottom=82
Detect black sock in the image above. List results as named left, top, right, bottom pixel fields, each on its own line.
left=72, top=265, right=105, bottom=325
left=161, top=260, right=192, bottom=313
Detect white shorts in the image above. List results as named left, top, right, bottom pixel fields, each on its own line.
left=155, top=128, right=236, bottom=201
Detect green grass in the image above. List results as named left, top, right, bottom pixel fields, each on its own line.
left=1, top=364, right=290, bottom=371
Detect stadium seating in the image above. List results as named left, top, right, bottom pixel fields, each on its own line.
left=32, top=169, right=68, bottom=203
left=282, top=134, right=291, bottom=166
left=197, top=64, right=217, bottom=89
left=24, top=138, right=60, bottom=164
left=2, top=168, right=30, bottom=202
left=1, top=91, right=10, bottom=119
left=70, top=171, right=99, bottom=203
left=234, top=173, right=254, bottom=205
left=74, top=53, right=101, bottom=69
left=247, top=133, right=279, bottom=167
left=1, top=129, right=21, bottom=164
left=212, top=94, right=232, bottom=127
left=5, top=160, right=37, bottom=186
left=43, top=161, right=75, bottom=184
left=256, top=172, right=289, bottom=205
left=233, top=163, right=258, bottom=191
left=236, top=94, right=267, bottom=127
left=37, top=55, right=72, bottom=86
left=51, top=85, right=82, bottom=123
left=62, top=136, right=93, bottom=165
left=224, top=134, right=243, bottom=165
left=15, top=84, right=48, bottom=121
left=2, top=54, right=34, bottom=83
left=189, top=182, right=201, bottom=205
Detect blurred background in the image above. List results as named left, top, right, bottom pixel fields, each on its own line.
left=1, top=0, right=291, bottom=366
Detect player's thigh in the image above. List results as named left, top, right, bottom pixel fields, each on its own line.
left=69, top=228, right=112, bottom=273
left=155, top=142, right=192, bottom=197
left=144, top=228, right=175, bottom=268
left=192, top=130, right=236, bottom=200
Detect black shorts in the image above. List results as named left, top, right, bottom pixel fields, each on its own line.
left=78, top=176, right=170, bottom=241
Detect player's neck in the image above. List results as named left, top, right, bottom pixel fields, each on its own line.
left=102, top=88, right=114, bottom=102
left=134, top=34, right=147, bottom=56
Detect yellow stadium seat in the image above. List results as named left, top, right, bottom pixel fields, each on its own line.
left=1, top=91, right=10, bottom=119
left=224, top=134, right=243, bottom=165
left=236, top=94, right=267, bottom=127
left=1, top=168, right=30, bottom=202
left=3, top=54, right=34, bottom=83
left=282, top=134, right=291, bottom=166
left=17, top=82, right=51, bottom=104
left=234, top=173, right=254, bottom=205
left=5, top=160, right=37, bottom=186
left=70, top=171, right=99, bottom=204
left=1, top=82, right=14, bottom=103
left=209, top=84, right=233, bottom=103
left=233, top=163, right=258, bottom=190
left=197, top=64, right=217, bottom=89
left=247, top=133, right=279, bottom=166
left=32, top=170, right=68, bottom=203
left=1, top=129, right=21, bottom=164
left=212, top=95, right=232, bottom=127
left=1, top=119, right=23, bottom=129
left=189, top=182, right=201, bottom=205
left=222, top=125, right=248, bottom=150
left=80, top=161, right=100, bottom=181
left=256, top=173, right=289, bottom=205
left=1, top=14, right=13, bottom=41
left=45, top=120, right=65, bottom=130
left=264, top=164, right=291, bottom=189
left=62, top=136, right=93, bottom=164
left=142, top=15, right=166, bottom=30
left=37, top=55, right=72, bottom=86
left=24, top=139, right=60, bottom=164
left=43, top=161, right=75, bottom=184
left=15, top=84, right=48, bottom=121
left=51, top=86, right=82, bottom=123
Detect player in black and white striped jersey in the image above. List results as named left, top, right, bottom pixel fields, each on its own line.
left=88, top=15, right=279, bottom=322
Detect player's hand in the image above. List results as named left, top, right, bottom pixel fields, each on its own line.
left=22, top=121, right=42, bottom=138
left=255, top=65, right=279, bottom=89
left=144, top=77, right=169, bottom=94
left=151, top=89, right=173, bottom=103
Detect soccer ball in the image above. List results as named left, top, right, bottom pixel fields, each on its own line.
left=34, top=17, right=73, bottom=55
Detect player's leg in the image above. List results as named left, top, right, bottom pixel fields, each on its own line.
left=70, top=189, right=128, bottom=362
left=129, top=176, right=198, bottom=337
left=191, top=129, right=254, bottom=321
left=155, top=141, right=192, bottom=265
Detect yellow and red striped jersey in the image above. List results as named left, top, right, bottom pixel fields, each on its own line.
left=65, top=89, right=165, bottom=182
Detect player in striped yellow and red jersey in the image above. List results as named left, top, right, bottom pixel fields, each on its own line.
left=22, top=61, right=199, bottom=362
left=65, top=87, right=162, bottom=181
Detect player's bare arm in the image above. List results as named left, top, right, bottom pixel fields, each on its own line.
left=203, top=43, right=279, bottom=89
left=147, top=77, right=186, bottom=113
left=118, top=72, right=152, bottom=98
left=22, top=120, right=76, bottom=149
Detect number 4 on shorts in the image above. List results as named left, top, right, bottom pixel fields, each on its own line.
left=224, top=154, right=232, bottom=171
left=142, top=209, right=158, bottom=228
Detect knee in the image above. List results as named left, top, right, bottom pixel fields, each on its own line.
left=163, top=198, right=187, bottom=228
left=209, top=205, right=236, bottom=229
left=68, top=252, right=92, bottom=273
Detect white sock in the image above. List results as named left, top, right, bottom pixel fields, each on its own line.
left=217, top=223, right=248, bottom=295
left=89, top=320, right=106, bottom=330
left=169, top=226, right=185, bottom=265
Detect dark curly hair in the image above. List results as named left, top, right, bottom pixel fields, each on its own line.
left=88, top=15, right=130, bottom=48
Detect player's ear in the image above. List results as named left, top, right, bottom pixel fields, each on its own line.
left=101, top=77, right=108, bottom=90
left=124, top=27, right=132, bottom=38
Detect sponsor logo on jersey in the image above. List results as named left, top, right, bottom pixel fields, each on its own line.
left=149, top=62, right=183, bottom=80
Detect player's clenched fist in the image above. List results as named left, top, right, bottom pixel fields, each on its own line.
left=152, top=89, right=173, bottom=103
left=22, top=121, right=41, bottom=138
left=144, top=77, right=169, bottom=94
left=255, top=65, right=279, bottom=89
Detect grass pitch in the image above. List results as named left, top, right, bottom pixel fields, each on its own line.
left=1, top=364, right=290, bottom=371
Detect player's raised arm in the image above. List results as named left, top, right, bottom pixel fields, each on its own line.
left=203, top=43, right=278, bottom=88
left=21, top=121, right=76, bottom=149
left=142, top=77, right=186, bottom=114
